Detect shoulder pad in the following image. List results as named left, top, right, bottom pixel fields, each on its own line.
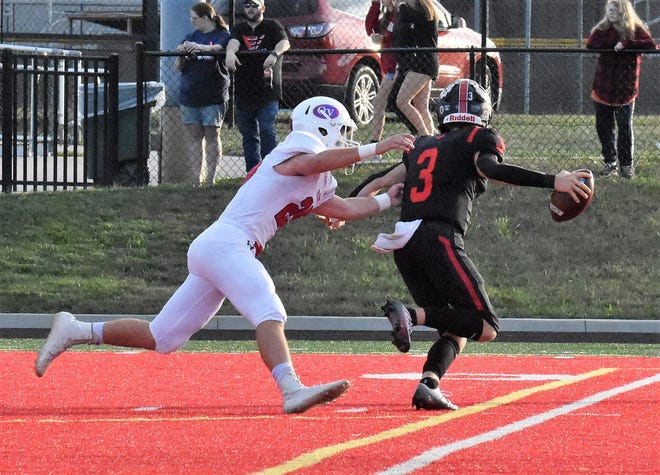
left=474, top=128, right=506, bottom=157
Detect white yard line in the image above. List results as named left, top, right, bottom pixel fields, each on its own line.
left=378, top=372, right=660, bottom=475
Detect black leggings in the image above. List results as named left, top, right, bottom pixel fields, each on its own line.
left=594, top=100, right=634, bottom=167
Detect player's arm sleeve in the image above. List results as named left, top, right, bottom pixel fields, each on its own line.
left=348, top=162, right=401, bottom=197
left=476, top=153, right=555, bottom=188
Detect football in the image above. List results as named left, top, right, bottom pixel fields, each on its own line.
left=549, top=169, right=595, bottom=222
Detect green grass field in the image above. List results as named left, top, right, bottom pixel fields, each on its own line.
left=220, top=112, right=660, bottom=172
left=3, top=339, right=657, bottom=356
left=1, top=112, right=658, bottom=319
left=3, top=170, right=657, bottom=318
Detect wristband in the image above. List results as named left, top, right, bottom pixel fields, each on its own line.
left=357, top=143, right=378, bottom=160
left=374, top=193, right=391, bottom=211
left=270, top=51, right=280, bottom=58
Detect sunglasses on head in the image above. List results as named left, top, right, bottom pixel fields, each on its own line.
left=243, top=2, right=260, bottom=8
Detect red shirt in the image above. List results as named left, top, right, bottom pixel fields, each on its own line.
left=365, top=1, right=397, bottom=75
left=586, top=25, right=657, bottom=105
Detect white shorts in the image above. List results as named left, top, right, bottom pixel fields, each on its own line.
left=149, top=221, right=287, bottom=353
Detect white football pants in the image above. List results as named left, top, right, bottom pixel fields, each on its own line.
left=149, top=221, right=287, bottom=353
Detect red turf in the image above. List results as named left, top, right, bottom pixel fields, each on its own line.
left=0, top=352, right=658, bottom=474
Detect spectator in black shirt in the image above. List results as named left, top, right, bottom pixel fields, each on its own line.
left=225, top=0, right=290, bottom=173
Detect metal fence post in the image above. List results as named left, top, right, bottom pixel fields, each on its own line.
left=1, top=48, right=14, bottom=193
left=523, top=0, right=532, bottom=114
left=105, top=54, right=119, bottom=185
left=576, top=0, right=584, bottom=114
left=479, top=0, right=488, bottom=88
left=142, top=0, right=159, bottom=81
left=135, top=42, right=146, bottom=185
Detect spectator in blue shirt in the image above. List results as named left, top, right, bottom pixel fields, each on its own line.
left=175, top=2, right=230, bottom=184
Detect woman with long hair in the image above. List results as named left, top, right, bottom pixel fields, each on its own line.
left=586, top=0, right=657, bottom=179
left=392, top=0, right=439, bottom=136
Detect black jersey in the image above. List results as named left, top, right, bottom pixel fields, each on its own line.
left=231, top=19, right=287, bottom=105
left=400, top=126, right=506, bottom=234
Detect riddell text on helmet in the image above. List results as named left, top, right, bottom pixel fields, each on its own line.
left=443, top=113, right=482, bottom=125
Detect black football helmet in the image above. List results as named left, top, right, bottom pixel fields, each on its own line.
left=436, top=79, right=492, bottom=132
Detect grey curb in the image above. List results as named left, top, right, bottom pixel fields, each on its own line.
left=1, top=314, right=658, bottom=342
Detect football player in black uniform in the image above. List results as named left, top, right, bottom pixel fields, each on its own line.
left=354, top=79, right=592, bottom=410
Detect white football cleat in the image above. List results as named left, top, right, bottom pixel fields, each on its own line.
left=34, top=312, right=91, bottom=377
left=283, top=379, right=350, bottom=414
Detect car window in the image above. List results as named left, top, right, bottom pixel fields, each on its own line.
left=328, top=0, right=372, bottom=18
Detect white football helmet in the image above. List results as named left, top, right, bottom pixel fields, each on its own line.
left=290, top=96, right=359, bottom=149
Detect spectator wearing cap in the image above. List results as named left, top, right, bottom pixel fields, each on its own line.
left=225, top=0, right=290, bottom=173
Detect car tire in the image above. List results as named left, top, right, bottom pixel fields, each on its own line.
left=345, top=65, right=379, bottom=126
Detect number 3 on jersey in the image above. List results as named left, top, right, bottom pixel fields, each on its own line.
left=410, top=148, right=438, bottom=202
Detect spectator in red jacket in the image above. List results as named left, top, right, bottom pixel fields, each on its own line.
left=366, top=0, right=398, bottom=143
left=586, top=0, right=657, bottom=179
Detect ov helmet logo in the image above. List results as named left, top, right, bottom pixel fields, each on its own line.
left=313, top=104, right=339, bottom=119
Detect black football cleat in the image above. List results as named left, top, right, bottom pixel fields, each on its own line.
left=412, top=382, right=458, bottom=411
left=381, top=299, right=413, bottom=353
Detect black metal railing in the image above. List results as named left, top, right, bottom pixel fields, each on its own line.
left=1, top=48, right=120, bottom=192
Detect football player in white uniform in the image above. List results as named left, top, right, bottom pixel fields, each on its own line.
left=35, top=96, right=414, bottom=414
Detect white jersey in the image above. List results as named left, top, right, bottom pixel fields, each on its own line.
left=218, top=131, right=338, bottom=249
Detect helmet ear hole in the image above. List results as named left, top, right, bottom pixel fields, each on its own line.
left=318, top=127, right=329, bottom=137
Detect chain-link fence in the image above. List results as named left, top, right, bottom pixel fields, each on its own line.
left=0, top=0, right=159, bottom=80
left=442, top=0, right=660, bottom=42
left=1, top=0, right=659, bottom=189
left=2, top=0, right=658, bottom=76
left=146, top=46, right=658, bottom=185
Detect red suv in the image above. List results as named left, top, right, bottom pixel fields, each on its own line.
left=218, top=0, right=503, bottom=125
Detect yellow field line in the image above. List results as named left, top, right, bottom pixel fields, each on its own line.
left=253, top=367, right=617, bottom=475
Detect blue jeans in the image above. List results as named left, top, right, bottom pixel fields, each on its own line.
left=236, top=100, right=279, bottom=173
left=593, top=101, right=634, bottom=167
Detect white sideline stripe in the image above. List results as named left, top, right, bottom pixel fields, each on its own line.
left=362, top=372, right=582, bottom=381
left=378, top=373, right=660, bottom=475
